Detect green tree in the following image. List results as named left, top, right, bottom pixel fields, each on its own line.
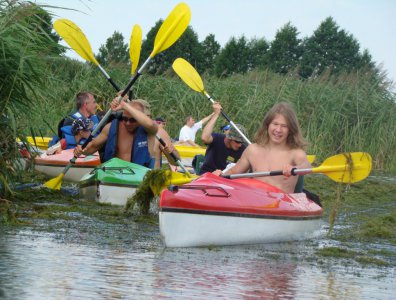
left=96, top=31, right=129, bottom=66
left=215, top=36, right=250, bottom=77
left=247, top=37, right=269, bottom=70
left=141, top=21, right=204, bottom=74
left=267, top=22, right=302, bottom=74
left=299, top=17, right=369, bottom=78
left=200, top=34, right=221, bottom=75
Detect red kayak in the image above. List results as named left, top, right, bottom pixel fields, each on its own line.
left=159, top=172, right=323, bottom=247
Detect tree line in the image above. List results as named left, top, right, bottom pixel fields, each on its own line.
left=96, top=17, right=377, bottom=79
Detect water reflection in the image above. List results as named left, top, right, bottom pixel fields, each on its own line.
left=154, top=248, right=298, bottom=299
left=0, top=228, right=394, bottom=299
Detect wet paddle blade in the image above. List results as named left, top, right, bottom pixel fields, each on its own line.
left=314, top=152, right=372, bottom=183
left=129, top=24, right=142, bottom=75
left=43, top=173, right=64, bottom=190
left=53, top=19, right=99, bottom=65
left=151, top=2, right=191, bottom=57
left=172, top=58, right=205, bottom=93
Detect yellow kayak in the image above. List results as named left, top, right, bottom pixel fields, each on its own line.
left=17, top=136, right=51, bottom=150
left=174, top=145, right=206, bottom=158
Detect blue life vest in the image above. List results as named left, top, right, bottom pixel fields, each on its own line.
left=60, top=125, right=87, bottom=149
left=48, top=112, right=100, bottom=148
left=103, top=119, right=154, bottom=168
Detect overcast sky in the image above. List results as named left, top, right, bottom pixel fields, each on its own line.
left=40, top=0, right=395, bottom=86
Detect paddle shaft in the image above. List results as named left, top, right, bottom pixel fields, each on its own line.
left=203, top=91, right=251, bottom=145
left=156, top=134, right=192, bottom=177
left=80, top=57, right=151, bottom=151
left=62, top=57, right=151, bottom=174
left=92, top=58, right=185, bottom=176
left=222, top=168, right=309, bottom=179
left=97, top=65, right=120, bottom=91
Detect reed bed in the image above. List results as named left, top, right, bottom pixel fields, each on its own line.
left=19, top=62, right=396, bottom=171
left=1, top=2, right=395, bottom=189
left=132, top=69, right=395, bottom=170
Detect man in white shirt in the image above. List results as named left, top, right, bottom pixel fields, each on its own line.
left=178, top=113, right=214, bottom=146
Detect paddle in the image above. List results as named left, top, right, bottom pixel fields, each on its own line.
left=156, top=134, right=192, bottom=177
left=147, top=152, right=371, bottom=199
left=56, top=19, right=189, bottom=178
left=53, top=19, right=121, bottom=91
left=126, top=25, right=192, bottom=177
left=44, top=3, right=191, bottom=190
left=221, top=152, right=372, bottom=184
left=172, top=58, right=251, bottom=145
left=129, top=24, right=142, bottom=76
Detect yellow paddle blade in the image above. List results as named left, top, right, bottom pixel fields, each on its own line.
left=130, top=24, right=142, bottom=75
left=313, top=152, right=372, bottom=183
left=168, top=170, right=198, bottom=185
left=43, top=173, right=64, bottom=190
left=151, top=2, right=191, bottom=57
left=53, top=19, right=99, bottom=65
left=307, top=155, right=316, bottom=164
left=172, top=58, right=205, bottom=93
left=151, top=170, right=197, bottom=195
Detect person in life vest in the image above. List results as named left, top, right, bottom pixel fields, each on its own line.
left=46, top=119, right=93, bottom=154
left=48, top=92, right=100, bottom=148
left=73, top=96, right=158, bottom=168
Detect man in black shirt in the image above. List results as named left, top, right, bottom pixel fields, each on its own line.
left=199, top=102, right=247, bottom=175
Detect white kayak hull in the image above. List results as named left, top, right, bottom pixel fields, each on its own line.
left=79, top=183, right=137, bottom=206
left=35, top=164, right=94, bottom=182
left=159, top=211, right=322, bottom=248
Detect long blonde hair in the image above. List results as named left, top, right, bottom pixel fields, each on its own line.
left=254, top=102, right=308, bottom=149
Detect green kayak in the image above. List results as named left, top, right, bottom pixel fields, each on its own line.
left=79, top=158, right=150, bottom=206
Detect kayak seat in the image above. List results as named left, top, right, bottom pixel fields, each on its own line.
left=294, top=175, right=304, bottom=193
left=192, top=154, right=205, bottom=175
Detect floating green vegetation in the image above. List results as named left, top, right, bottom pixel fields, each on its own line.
left=125, top=169, right=170, bottom=215
left=353, top=212, right=396, bottom=243
left=316, top=247, right=389, bottom=267
left=4, top=183, right=131, bottom=227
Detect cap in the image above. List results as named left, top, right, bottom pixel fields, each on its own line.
left=226, top=124, right=248, bottom=143
left=71, top=118, right=93, bottom=135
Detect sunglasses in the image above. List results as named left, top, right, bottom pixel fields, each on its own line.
left=121, top=116, right=137, bottom=123
left=155, top=120, right=166, bottom=125
left=232, top=140, right=243, bottom=145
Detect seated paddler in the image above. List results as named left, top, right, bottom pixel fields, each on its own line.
left=73, top=95, right=158, bottom=168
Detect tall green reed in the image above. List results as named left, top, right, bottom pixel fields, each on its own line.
left=0, top=1, right=63, bottom=197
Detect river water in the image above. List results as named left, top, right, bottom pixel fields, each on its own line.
left=1, top=223, right=394, bottom=299
left=1, top=175, right=395, bottom=299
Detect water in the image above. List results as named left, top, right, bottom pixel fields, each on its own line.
left=1, top=224, right=394, bottom=299
left=1, top=173, right=395, bottom=299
